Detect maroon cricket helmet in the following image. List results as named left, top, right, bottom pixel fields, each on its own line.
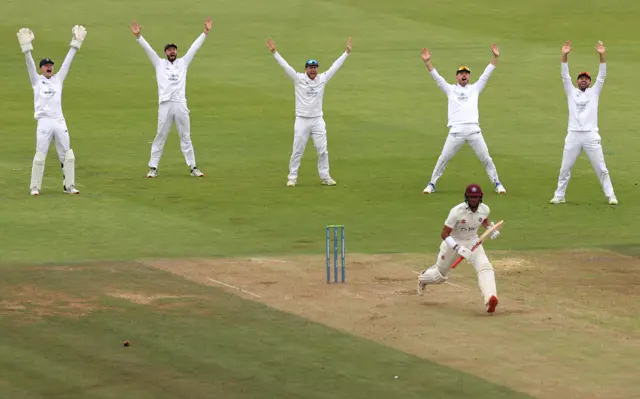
left=465, top=184, right=483, bottom=197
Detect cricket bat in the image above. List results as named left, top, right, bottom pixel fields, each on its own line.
left=451, top=220, right=504, bottom=269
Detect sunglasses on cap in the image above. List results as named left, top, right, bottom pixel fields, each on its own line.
left=456, top=66, right=471, bottom=74
left=305, top=59, right=319, bottom=68
left=577, top=71, right=591, bottom=80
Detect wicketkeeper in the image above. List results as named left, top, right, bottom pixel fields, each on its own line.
left=18, top=25, right=87, bottom=196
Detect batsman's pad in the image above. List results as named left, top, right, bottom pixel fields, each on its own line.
left=17, top=28, right=34, bottom=53
left=70, top=25, right=87, bottom=49
left=475, top=263, right=497, bottom=304
left=418, top=265, right=448, bottom=284
left=30, top=152, right=46, bottom=190
left=62, top=149, right=75, bottom=187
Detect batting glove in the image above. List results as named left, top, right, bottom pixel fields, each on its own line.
left=488, top=222, right=501, bottom=239
left=70, top=25, right=87, bottom=49
left=454, top=245, right=472, bottom=260
left=17, top=28, right=34, bottom=53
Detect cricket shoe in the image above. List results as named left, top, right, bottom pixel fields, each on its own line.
left=486, top=295, right=498, bottom=313
left=549, top=196, right=566, bottom=204
left=608, top=195, right=618, bottom=205
left=30, top=187, right=39, bottom=196
left=286, top=180, right=296, bottom=187
left=190, top=166, right=204, bottom=177
left=423, top=183, right=436, bottom=194
left=64, top=185, right=79, bottom=194
left=321, top=178, right=337, bottom=186
left=495, top=182, right=507, bottom=194
left=146, top=167, right=158, bottom=178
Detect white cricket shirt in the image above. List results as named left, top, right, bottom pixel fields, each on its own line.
left=429, top=64, right=496, bottom=132
left=562, top=62, right=606, bottom=132
left=273, top=51, right=349, bottom=118
left=25, top=48, right=77, bottom=120
left=444, top=202, right=491, bottom=242
left=137, top=33, right=207, bottom=104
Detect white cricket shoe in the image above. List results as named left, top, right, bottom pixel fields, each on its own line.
left=423, top=183, right=436, bottom=194
left=486, top=295, right=498, bottom=313
left=321, top=178, right=337, bottom=186
left=64, top=185, right=79, bottom=194
left=495, top=182, right=507, bottom=194
left=549, top=196, right=566, bottom=204
left=30, top=187, right=39, bottom=196
left=146, top=167, right=158, bottom=178
left=190, top=166, right=204, bottom=177
left=608, top=195, right=618, bottom=205
left=286, top=180, right=296, bottom=187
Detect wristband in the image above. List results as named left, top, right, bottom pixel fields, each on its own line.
left=445, top=236, right=457, bottom=249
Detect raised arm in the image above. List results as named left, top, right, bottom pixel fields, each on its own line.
left=267, top=38, right=298, bottom=81
left=182, top=17, right=212, bottom=66
left=17, top=28, right=38, bottom=85
left=58, top=25, right=86, bottom=82
left=421, top=48, right=450, bottom=95
left=130, top=21, right=160, bottom=66
left=56, top=48, right=78, bottom=82
left=474, top=44, right=499, bottom=93
left=24, top=51, right=39, bottom=86
left=592, top=41, right=606, bottom=94
left=560, top=40, right=574, bottom=95
left=322, top=37, right=352, bottom=82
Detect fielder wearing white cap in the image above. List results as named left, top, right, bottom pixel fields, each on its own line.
left=18, top=25, right=87, bottom=196
left=549, top=41, right=617, bottom=205
left=130, top=17, right=211, bottom=179
left=266, top=37, right=352, bottom=187
left=420, top=45, right=507, bottom=196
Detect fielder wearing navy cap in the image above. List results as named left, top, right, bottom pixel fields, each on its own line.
left=164, top=43, right=177, bottom=51
left=39, top=58, right=54, bottom=67
left=305, top=59, right=319, bottom=68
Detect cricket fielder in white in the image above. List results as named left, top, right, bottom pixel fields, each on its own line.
left=421, top=45, right=507, bottom=195
left=18, top=26, right=87, bottom=196
left=266, top=37, right=351, bottom=187
left=417, top=184, right=501, bottom=313
left=129, top=18, right=211, bottom=178
left=549, top=41, right=617, bottom=205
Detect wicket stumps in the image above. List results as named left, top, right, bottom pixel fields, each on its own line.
left=325, top=225, right=346, bottom=283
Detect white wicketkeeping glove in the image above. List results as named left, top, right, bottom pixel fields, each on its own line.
left=455, top=245, right=472, bottom=260
left=17, top=28, right=35, bottom=53
left=70, top=25, right=87, bottom=49
left=488, top=222, right=501, bottom=240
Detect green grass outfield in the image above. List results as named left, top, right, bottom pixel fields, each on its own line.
left=1, top=0, right=638, bottom=397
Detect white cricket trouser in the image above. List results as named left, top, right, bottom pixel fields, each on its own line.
left=419, top=239, right=497, bottom=305
left=553, top=130, right=614, bottom=198
left=36, top=118, right=71, bottom=164
left=149, top=101, right=196, bottom=168
left=429, top=126, right=500, bottom=185
left=288, top=116, right=330, bottom=181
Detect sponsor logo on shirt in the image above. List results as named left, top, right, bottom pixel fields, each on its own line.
left=455, top=90, right=468, bottom=103
left=575, top=97, right=589, bottom=112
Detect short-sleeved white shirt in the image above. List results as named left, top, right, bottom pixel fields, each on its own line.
left=444, top=202, right=490, bottom=242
